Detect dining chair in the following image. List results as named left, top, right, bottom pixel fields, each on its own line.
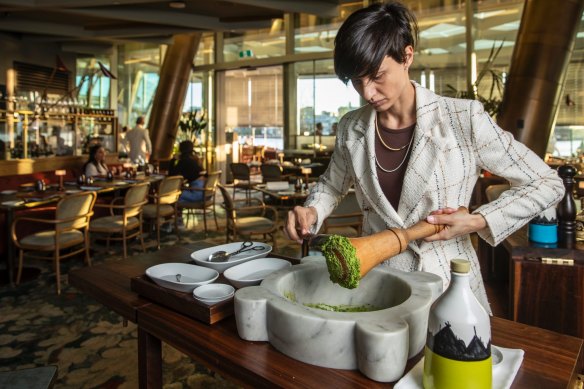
left=485, top=183, right=511, bottom=202
left=89, top=182, right=150, bottom=259
left=321, top=190, right=363, bottom=237
left=260, top=164, right=284, bottom=183
left=142, top=175, right=183, bottom=249
left=11, top=191, right=97, bottom=295
left=230, top=162, right=258, bottom=204
left=179, top=170, right=222, bottom=236
left=217, top=184, right=278, bottom=249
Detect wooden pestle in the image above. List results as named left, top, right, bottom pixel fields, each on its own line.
left=311, top=220, right=445, bottom=286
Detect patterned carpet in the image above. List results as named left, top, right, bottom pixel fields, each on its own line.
left=0, top=207, right=302, bottom=388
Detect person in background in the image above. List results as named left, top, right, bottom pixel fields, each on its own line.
left=118, top=125, right=129, bottom=159
left=283, top=1, right=564, bottom=314
left=125, top=116, right=152, bottom=163
left=169, top=140, right=205, bottom=202
left=83, top=144, right=108, bottom=177
left=315, top=122, right=324, bottom=136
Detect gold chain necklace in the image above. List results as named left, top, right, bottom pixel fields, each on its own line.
left=375, top=130, right=415, bottom=173
left=375, top=116, right=410, bottom=151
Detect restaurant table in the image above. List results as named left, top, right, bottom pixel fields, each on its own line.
left=0, top=174, right=164, bottom=285
left=254, top=183, right=310, bottom=207
left=69, top=242, right=584, bottom=389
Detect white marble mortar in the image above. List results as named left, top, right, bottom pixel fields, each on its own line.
left=234, top=256, right=443, bottom=382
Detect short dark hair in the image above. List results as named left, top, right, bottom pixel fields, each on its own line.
left=136, top=116, right=145, bottom=125
left=334, top=2, right=418, bottom=84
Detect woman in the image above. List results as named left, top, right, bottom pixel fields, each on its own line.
left=83, top=144, right=108, bottom=177
left=169, top=140, right=204, bottom=202
left=284, top=2, right=564, bottom=313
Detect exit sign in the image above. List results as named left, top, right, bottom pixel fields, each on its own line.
left=239, top=49, right=253, bottom=58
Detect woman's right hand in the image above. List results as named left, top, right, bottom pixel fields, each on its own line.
left=284, top=206, right=318, bottom=244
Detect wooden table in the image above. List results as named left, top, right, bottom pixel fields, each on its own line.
left=69, top=243, right=584, bottom=389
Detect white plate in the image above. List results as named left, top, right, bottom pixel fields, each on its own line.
left=190, top=242, right=272, bottom=273
left=0, top=190, right=17, bottom=195
left=1, top=200, right=24, bottom=207
left=146, top=263, right=219, bottom=293
left=224, top=257, right=291, bottom=289
left=65, top=189, right=82, bottom=194
left=193, top=283, right=235, bottom=303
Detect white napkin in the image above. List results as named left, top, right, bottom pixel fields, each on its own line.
left=266, top=181, right=289, bottom=191
left=394, top=346, right=524, bottom=389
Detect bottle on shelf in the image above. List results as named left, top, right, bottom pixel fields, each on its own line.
left=423, top=259, right=491, bottom=389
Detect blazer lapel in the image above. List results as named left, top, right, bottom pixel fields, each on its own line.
left=346, top=106, right=402, bottom=226
left=398, top=83, right=446, bottom=224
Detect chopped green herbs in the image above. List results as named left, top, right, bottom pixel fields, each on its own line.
left=321, top=235, right=360, bottom=289
left=304, top=303, right=380, bottom=312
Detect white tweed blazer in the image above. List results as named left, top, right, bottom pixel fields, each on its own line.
left=304, top=82, right=564, bottom=313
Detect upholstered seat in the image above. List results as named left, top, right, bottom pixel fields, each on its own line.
left=89, top=182, right=149, bottom=258
left=12, top=191, right=97, bottom=294
left=143, top=204, right=174, bottom=218
left=89, top=215, right=141, bottom=232
left=20, top=230, right=85, bottom=248
left=178, top=170, right=222, bottom=235
left=217, top=184, right=278, bottom=248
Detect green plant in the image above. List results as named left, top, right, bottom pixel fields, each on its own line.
left=178, top=109, right=207, bottom=143
left=446, top=41, right=506, bottom=117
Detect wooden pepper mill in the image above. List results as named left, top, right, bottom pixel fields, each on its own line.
left=557, top=164, right=577, bottom=248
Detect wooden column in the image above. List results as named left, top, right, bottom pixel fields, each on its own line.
left=149, top=33, right=201, bottom=162
left=497, top=0, right=584, bottom=157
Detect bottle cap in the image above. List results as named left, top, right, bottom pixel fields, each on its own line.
left=450, top=259, right=470, bottom=273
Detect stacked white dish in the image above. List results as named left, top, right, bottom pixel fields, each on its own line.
left=193, top=284, right=235, bottom=304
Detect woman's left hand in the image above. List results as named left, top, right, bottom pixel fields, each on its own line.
left=424, top=206, right=487, bottom=242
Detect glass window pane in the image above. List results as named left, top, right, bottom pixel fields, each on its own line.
left=294, top=3, right=361, bottom=54
left=223, top=20, right=285, bottom=62
left=194, top=33, right=215, bottom=66
left=295, top=59, right=360, bottom=152
left=117, top=43, right=163, bottom=127
left=224, top=66, right=283, bottom=153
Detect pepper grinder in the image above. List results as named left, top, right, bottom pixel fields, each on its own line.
left=557, top=164, right=577, bottom=248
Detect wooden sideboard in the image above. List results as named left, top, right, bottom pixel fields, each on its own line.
left=480, top=226, right=584, bottom=339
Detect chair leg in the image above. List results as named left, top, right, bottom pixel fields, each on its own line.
left=55, top=251, right=61, bottom=295
left=85, top=232, right=92, bottom=266
left=212, top=205, right=219, bottom=232
left=156, top=220, right=161, bottom=250
left=174, top=215, right=180, bottom=241
left=202, top=209, right=208, bottom=237
left=139, top=225, right=146, bottom=253
left=122, top=229, right=128, bottom=259
left=16, top=249, right=24, bottom=285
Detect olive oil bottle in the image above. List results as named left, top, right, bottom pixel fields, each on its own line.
left=423, top=259, right=491, bottom=389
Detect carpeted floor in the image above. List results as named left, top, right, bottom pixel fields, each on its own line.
left=0, top=203, right=302, bottom=389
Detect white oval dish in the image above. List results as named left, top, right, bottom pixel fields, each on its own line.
left=190, top=242, right=272, bottom=273
left=146, top=263, right=219, bottom=293
left=224, top=257, right=292, bottom=289
left=193, top=283, right=235, bottom=303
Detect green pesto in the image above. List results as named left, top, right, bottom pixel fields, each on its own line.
left=304, top=303, right=380, bottom=312
left=284, top=290, right=297, bottom=302
left=321, top=235, right=360, bottom=289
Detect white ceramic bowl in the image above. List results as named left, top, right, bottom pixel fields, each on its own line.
left=193, top=283, right=235, bottom=303
left=146, top=263, right=219, bottom=293
left=224, top=257, right=292, bottom=289
left=190, top=242, right=272, bottom=273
